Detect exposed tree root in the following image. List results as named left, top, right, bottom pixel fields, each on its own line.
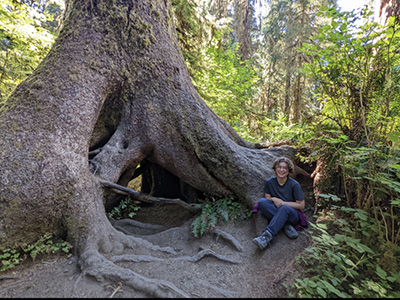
left=78, top=226, right=191, bottom=298
left=80, top=249, right=190, bottom=298
left=0, top=275, right=20, bottom=281
left=115, top=232, right=177, bottom=255
left=294, top=165, right=311, bottom=178
left=197, top=279, right=237, bottom=298
left=110, top=218, right=167, bottom=235
left=174, top=248, right=240, bottom=264
left=75, top=215, right=244, bottom=298
left=72, top=273, right=83, bottom=297
left=110, top=254, right=164, bottom=263
left=110, top=248, right=240, bottom=264
left=212, top=228, right=244, bottom=252
left=98, top=178, right=200, bottom=214
left=78, top=230, right=240, bottom=297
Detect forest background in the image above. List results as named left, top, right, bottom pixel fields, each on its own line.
left=0, top=0, right=400, bottom=297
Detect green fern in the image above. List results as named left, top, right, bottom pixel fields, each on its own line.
left=108, top=197, right=140, bottom=220
left=191, top=196, right=243, bottom=238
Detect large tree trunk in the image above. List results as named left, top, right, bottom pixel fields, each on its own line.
left=0, top=0, right=294, bottom=296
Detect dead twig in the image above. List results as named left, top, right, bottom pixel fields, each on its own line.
left=109, top=282, right=122, bottom=298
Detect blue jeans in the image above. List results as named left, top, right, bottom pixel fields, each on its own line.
left=257, top=198, right=299, bottom=238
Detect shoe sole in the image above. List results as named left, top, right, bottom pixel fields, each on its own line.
left=253, top=238, right=268, bottom=250
left=284, top=226, right=299, bottom=239
left=286, top=234, right=298, bottom=239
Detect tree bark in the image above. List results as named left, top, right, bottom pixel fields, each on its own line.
left=0, top=0, right=295, bottom=293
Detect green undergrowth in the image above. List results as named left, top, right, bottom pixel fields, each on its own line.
left=191, top=195, right=250, bottom=237
left=290, top=204, right=400, bottom=298
left=0, top=233, right=73, bottom=273
left=107, top=196, right=141, bottom=220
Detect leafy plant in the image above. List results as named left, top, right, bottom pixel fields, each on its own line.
left=192, top=34, right=260, bottom=141
left=0, top=233, right=73, bottom=272
left=293, top=205, right=400, bottom=298
left=0, top=248, right=21, bottom=272
left=294, top=10, right=400, bottom=293
left=0, top=0, right=63, bottom=103
left=108, top=196, right=141, bottom=220
left=191, top=196, right=244, bottom=237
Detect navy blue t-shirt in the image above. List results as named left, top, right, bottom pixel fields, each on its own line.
left=264, top=177, right=304, bottom=202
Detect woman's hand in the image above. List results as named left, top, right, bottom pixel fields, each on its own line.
left=271, top=197, right=283, bottom=207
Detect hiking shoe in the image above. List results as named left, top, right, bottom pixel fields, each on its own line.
left=253, top=230, right=273, bottom=250
left=284, top=224, right=298, bottom=239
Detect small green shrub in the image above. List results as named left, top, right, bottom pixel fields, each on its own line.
left=0, top=233, right=73, bottom=272
left=191, top=196, right=244, bottom=237
left=0, top=249, right=20, bottom=272
left=108, top=196, right=141, bottom=220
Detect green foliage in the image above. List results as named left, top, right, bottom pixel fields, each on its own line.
left=257, top=0, right=333, bottom=127
left=0, top=0, right=63, bottom=102
left=299, top=7, right=400, bottom=141
left=171, top=0, right=205, bottom=79
left=108, top=197, right=141, bottom=220
left=296, top=9, right=400, bottom=292
left=0, top=248, right=20, bottom=272
left=256, top=112, right=307, bottom=143
left=295, top=10, right=400, bottom=286
left=0, top=233, right=73, bottom=272
left=298, top=126, right=400, bottom=244
left=191, top=196, right=244, bottom=237
left=192, top=34, right=260, bottom=140
left=296, top=124, right=400, bottom=298
left=294, top=206, right=400, bottom=298
left=296, top=8, right=400, bottom=271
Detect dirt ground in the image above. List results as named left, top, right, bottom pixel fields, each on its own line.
left=0, top=196, right=314, bottom=299
left=0, top=168, right=316, bottom=298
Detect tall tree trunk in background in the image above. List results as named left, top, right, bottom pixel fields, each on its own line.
left=379, top=0, right=400, bottom=22
left=237, top=0, right=251, bottom=61
left=293, top=74, right=300, bottom=123
left=284, top=71, right=291, bottom=118
left=0, top=0, right=294, bottom=295
left=292, top=0, right=306, bottom=123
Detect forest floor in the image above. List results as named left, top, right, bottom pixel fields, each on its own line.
left=0, top=178, right=315, bottom=298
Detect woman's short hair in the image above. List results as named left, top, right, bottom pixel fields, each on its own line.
left=272, top=157, right=294, bottom=173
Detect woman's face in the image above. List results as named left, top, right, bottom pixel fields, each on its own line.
left=275, top=161, right=289, bottom=178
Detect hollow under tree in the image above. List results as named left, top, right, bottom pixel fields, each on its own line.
left=0, top=0, right=296, bottom=296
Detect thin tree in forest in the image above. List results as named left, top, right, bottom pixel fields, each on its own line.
left=257, top=0, right=335, bottom=125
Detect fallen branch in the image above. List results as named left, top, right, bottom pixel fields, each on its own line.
left=98, top=178, right=201, bottom=214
